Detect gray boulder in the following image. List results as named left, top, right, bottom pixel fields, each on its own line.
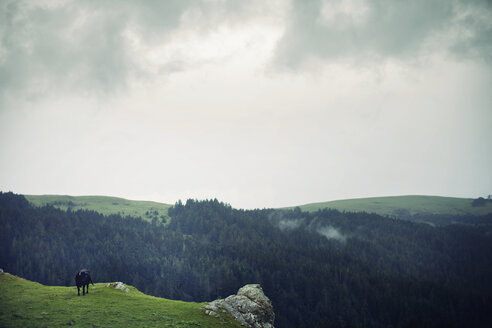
left=105, top=282, right=130, bottom=292
left=204, top=284, right=275, bottom=328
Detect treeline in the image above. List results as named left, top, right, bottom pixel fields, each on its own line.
left=1, top=192, right=492, bottom=327
left=472, top=196, right=492, bottom=207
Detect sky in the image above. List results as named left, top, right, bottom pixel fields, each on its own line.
left=1, top=0, right=491, bottom=209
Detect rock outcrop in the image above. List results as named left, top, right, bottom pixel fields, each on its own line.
left=204, top=284, right=275, bottom=328
left=105, top=282, right=130, bottom=292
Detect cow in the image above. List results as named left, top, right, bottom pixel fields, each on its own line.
left=75, top=269, right=94, bottom=296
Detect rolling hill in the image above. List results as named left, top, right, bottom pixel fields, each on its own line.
left=0, top=271, right=242, bottom=328
left=288, top=195, right=492, bottom=217
left=25, top=195, right=171, bottom=222
left=24, top=194, right=492, bottom=221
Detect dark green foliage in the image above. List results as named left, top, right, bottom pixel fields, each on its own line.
left=472, top=197, right=492, bottom=207
left=1, top=192, right=492, bottom=327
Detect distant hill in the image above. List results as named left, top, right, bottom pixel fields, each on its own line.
left=25, top=195, right=171, bottom=222
left=288, top=195, right=492, bottom=217
left=24, top=194, right=492, bottom=220
left=0, top=271, right=242, bottom=328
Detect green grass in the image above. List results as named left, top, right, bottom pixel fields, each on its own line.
left=287, top=195, right=492, bottom=217
left=0, top=272, right=242, bottom=328
left=24, top=194, right=492, bottom=220
left=25, top=195, right=172, bottom=222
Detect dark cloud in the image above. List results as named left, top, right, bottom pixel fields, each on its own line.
left=1, top=1, right=136, bottom=100
left=0, top=0, right=254, bottom=102
left=273, top=0, right=492, bottom=69
left=2, top=0, right=490, bottom=104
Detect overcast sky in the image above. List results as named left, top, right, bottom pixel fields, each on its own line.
left=1, top=0, right=491, bottom=209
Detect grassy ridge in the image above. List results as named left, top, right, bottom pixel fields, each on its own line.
left=25, top=195, right=171, bottom=222
left=0, top=272, right=242, bottom=328
left=290, top=195, right=492, bottom=216
left=24, top=194, right=492, bottom=219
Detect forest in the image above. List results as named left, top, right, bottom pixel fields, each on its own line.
left=1, top=192, right=492, bottom=328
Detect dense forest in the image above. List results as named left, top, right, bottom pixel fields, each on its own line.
left=1, top=192, right=492, bottom=327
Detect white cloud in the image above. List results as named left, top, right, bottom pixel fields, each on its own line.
left=317, top=226, right=346, bottom=242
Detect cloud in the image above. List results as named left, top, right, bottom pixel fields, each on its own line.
left=269, top=211, right=347, bottom=242
left=317, top=226, right=346, bottom=242
left=278, top=218, right=303, bottom=231
left=2, top=0, right=491, bottom=104
left=1, top=0, right=137, bottom=100
left=268, top=210, right=305, bottom=231
left=273, top=0, right=492, bottom=69
left=0, top=0, right=273, bottom=103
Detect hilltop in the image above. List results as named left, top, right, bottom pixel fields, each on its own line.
left=288, top=195, right=492, bottom=217
left=25, top=195, right=171, bottom=222
left=0, top=270, right=242, bottom=328
left=24, top=194, right=492, bottom=221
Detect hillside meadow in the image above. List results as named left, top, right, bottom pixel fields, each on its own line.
left=25, top=195, right=171, bottom=222
left=0, top=271, right=241, bottom=328
left=290, top=195, right=492, bottom=217
left=25, top=194, right=492, bottom=221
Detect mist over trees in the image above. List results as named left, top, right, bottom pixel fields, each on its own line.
left=1, top=192, right=492, bottom=328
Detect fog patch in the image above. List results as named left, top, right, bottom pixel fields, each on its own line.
left=268, top=210, right=304, bottom=232
left=277, top=219, right=302, bottom=231
left=317, top=226, right=346, bottom=243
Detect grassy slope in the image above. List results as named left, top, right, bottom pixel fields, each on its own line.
left=289, top=195, right=492, bottom=216
left=24, top=194, right=492, bottom=219
left=0, top=272, right=242, bottom=328
left=25, top=195, right=171, bottom=222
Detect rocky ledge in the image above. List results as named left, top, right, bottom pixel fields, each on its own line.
left=204, top=284, right=275, bottom=328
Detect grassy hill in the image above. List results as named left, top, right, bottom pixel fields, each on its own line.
left=25, top=195, right=171, bottom=222
left=0, top=271, right=242, bottom=328
left=289, top=195, right=492, bottom=217
left=23, top=194, right=492, bottom=221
